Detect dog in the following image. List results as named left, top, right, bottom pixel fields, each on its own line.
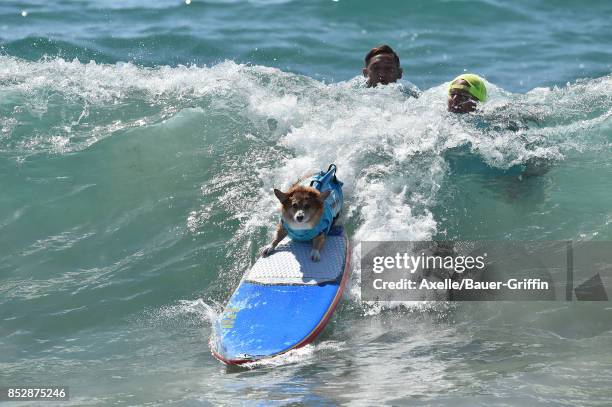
left=261, top=181, right=333, bottom=262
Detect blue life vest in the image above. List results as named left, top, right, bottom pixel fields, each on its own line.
left=283, top=164, right=343, bottom=242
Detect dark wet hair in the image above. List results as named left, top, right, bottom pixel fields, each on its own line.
left=365, top=45, right=400, bottom=67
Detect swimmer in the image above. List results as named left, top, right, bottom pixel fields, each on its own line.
left=363, top=44, right=403, bottom=87
left=447, top=73, right=550, bottom=177
left=448, top=73, right=487, bottom=113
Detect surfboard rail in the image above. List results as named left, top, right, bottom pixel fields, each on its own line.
left=210, top=228, right=350, bottom=365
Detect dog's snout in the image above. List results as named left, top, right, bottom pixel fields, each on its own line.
left=296, top=212, right=304, bottom=222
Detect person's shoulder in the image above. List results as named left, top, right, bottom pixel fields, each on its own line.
left=347, top=76, right=368, bottom=89
left=483, top=104, right=539, bottom=131
left=398, top=80, right=421, bottom=98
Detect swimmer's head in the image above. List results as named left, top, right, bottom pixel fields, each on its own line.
left=363, top=44, right=402, bottom=87
left=448, top=73, right=487, bottom=113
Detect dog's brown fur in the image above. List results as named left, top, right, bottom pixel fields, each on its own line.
left=262, top=179, right=331, bottom=262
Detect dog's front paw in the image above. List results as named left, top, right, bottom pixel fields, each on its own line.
left=261, top=244, right=275, bottom=257
left=310, top=249, right=321, bottom=262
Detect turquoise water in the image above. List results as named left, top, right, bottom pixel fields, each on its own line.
left=1, top=0, right=612, bottom=405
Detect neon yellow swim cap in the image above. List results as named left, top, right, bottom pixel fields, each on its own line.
left=448, top=73, right=487, bottom=102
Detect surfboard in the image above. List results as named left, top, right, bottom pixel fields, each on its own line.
left=210, top=225, right=350, bottom=365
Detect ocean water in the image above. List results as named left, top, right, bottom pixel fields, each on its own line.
left=1, top=0, right=612, bottom=405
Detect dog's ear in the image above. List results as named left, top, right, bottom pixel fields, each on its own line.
left=319, top=190, right=331, bottom=201
left=274, top=188, right=288, bottom=203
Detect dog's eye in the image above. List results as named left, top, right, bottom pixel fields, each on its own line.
left=292, top=203, right=298, bottom=209
left=304, top=204, right=309, bottom=210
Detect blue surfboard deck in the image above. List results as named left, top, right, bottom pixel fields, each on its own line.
left=210, top=226, right=349, bottom=365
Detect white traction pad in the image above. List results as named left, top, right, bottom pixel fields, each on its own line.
left=246, top=235, right=346, bottom=285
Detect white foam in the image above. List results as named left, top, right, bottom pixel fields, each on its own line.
left=3, top=56, right=610, bottom=312
left=145, top=299, right=221, bottom=328
left=240, top=340, right=345, bottom=369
